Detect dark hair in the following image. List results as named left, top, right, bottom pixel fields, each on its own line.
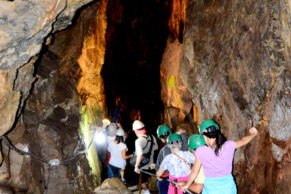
left=160, top=131, right=171, bottom=140
left=203, top=130, right=227, bottom=155
left=115, top=135, right=124, bottom=144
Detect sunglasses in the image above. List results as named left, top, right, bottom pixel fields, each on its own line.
left=168, top=140, right=181, bottom=145
left=202, top=126, right=217, bottom=133
left=160, top=131, right=171, bottom=139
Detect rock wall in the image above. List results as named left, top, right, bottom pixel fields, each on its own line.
left=161, top=0, right=290, bottom=193
left=0, top=0, right=106, bottom=193
left=0, top=0, right=95, bottom=140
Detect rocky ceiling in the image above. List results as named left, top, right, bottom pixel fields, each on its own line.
left=0, top=0, right=290, bottom=193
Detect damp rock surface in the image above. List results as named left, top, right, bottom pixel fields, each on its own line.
left=160, top=0, right=291, bottom=193
left=0, top=0, right=95, bottom=140
left=0, top=0, right=103, bottom=193
left=0, top=0, right=94, bottom=70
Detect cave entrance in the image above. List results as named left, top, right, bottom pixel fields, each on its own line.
left=16, top=0, right=171, bottom=191
left=102, top=0, right=170, bottom=134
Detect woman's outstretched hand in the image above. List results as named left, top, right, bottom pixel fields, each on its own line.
left=235, top=127, right=258, bottom=148
left=176, top=182, right=189, bottom=192
left=249, top=127, right=258, bottom=136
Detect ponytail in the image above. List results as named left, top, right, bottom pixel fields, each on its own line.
left=115, top=135, right=124, bottom=144
left=203, top=130, right=227, bottom=155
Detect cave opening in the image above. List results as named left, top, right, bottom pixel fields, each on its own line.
left=102, top=0, right=170, bottom=134
left=101, top=0, right=171, bottom=184
left=19, top=0, right=172, bottom=191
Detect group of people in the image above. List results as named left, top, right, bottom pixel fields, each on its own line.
left=101, top=118, right=258, bottom=194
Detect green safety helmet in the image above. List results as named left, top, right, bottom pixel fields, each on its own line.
left=188, top=134, right=206, bottom=150
left=167, top=133, right=182, bottom=143
left=157, top=124, right=171, bottom=138
left=199, top=119, right=220, bottom=134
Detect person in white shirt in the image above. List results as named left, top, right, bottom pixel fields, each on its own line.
left=132, top=120, right=158, bottom=194
left=107, top=128, right=133, bottom=183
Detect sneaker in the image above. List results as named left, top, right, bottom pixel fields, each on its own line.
left=121, top=178, right=127, bottom=184
left=143, top=190, right=150, bottom=194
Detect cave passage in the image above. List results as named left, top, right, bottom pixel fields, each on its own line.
left=102, top=0, right=170, bottom=133
left=1, top=0, right=289, bottom=193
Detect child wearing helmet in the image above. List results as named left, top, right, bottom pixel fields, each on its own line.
left=152, top=124, right=188, bottom=194
left=107, top=128, right=133, bottom=183
left=179, top=119, right=258, bottom=194
left=177, top=134, right=206, bottom=193
left=156, top=133, right=200, bottom=194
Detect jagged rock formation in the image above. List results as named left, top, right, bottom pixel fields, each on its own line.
left=0, top=0, right=105, bottom=141
left=0, top=0, right=95, bottom=138
left=0, top=0, right=106, bottom=193
left=160, top=0, right=290, bottom=193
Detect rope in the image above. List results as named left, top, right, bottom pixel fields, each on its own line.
left=44, top=164, right=51, bottom=194
left=1, top=136, right=49, bottom=164
left=0, top=130, right=97, bottom=194
left=140, top=170, right=194, bottom=194
left=0, top=132, right=95, bottom=166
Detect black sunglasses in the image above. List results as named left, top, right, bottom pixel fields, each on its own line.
left=160, top=131, right=171, bottom=139
left=168, top=140, right=181, bottom=145
left=202, top=126, right=217, bottom=133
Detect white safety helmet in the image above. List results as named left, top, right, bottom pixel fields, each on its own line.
left=116, top=128, right=125, bottom=136
left=107, top=123, right=117, bottom=136
left=132, top=120, right=145, bottom=130
left=102, top=118, right=111, bottom=127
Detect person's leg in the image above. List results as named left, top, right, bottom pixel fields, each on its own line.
left=107, top=165, right=114, bottom=178
left=111, top=165, right=121, bottom=178
left=157, top=179, right=169, bottom=194
left=120, top=169, right=125, bottom=180
left=142, top=183, right=150, bottom=194
left=157, top=180, right=162, bottom=193
left=141, top=172, right=150, bottom=194
left=120, top=169, right=126, bottom=184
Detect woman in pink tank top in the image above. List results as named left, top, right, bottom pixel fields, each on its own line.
left=178, top=119, right=258, bottom=194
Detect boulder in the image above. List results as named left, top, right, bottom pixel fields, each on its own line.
left=94, top=178, right=132, bottom=194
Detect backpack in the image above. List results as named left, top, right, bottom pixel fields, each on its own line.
left=130, top=134, right=154, bottom=168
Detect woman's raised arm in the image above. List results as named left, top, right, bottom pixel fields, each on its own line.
left=235, top=127, right=258, bottom=148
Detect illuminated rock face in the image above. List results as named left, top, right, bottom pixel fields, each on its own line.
left=0, top=0, right=107, bottom=193
left=0, top=0, right=95, bottom=141
left=161, top=0, right=290, bottom=193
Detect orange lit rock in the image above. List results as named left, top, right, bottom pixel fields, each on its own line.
left=160, top=39, right=193, bottom=129
left=0, top=70, right=21, bottom=135
left=168, top=0, right=187, bottom=42
left=77, top=0, right=108, bottom=123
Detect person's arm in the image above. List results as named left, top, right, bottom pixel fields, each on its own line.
left=156, top=168, right=165, bottom=181
left=189, top=183, right=204, bottom=193
left=122, top=149, right=133, bottom=160
left=134, top=139, right=143, bottom=173
left=156, top=168, right=165, bottom=177
left=134, top=153, right=143, bottom=173
left=235, top=127, right=258, bottom=148
left=155, top=147, right=164, bottom=171
left=178, top=158, right=202, bottom=192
